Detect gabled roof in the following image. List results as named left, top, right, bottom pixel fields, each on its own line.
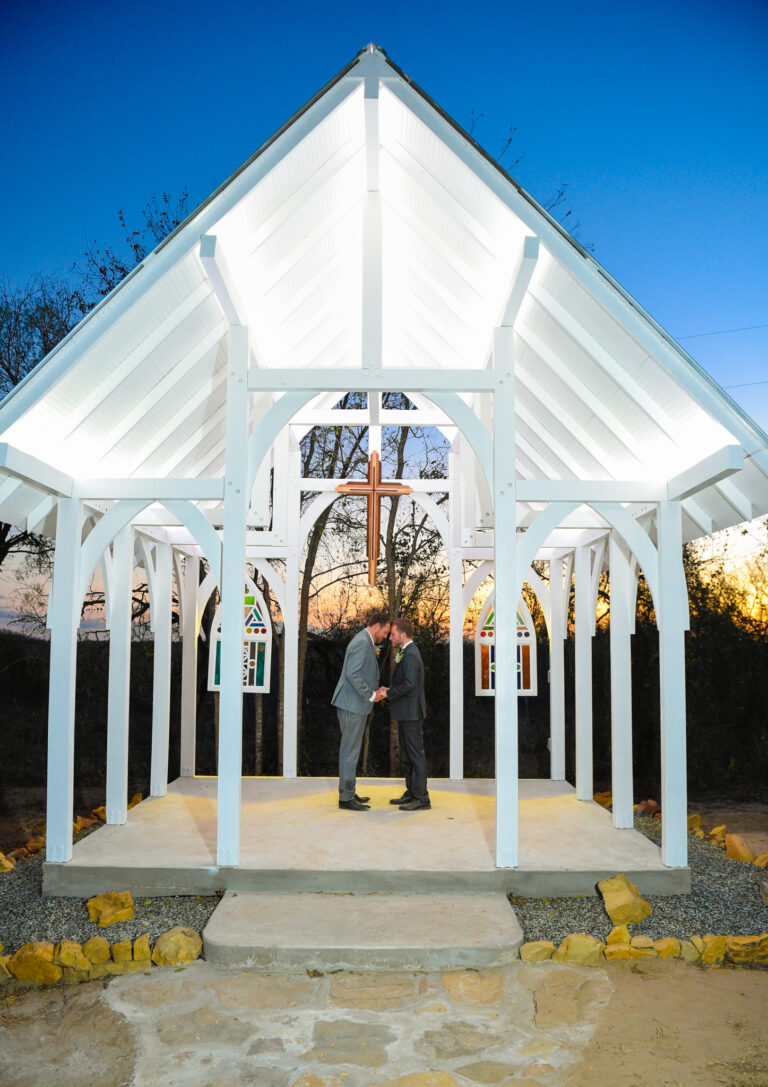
left=1, top=43, right=767, bottom=546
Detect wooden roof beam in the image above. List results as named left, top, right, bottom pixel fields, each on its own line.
left=666, top=444, right=743, bottom=501
left=0, top=442, right=73, bottom=497
left=199, top=235, right=248, bottom=327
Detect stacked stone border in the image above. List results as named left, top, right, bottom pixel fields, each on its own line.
left=0, top=925, right=203, bottom=986
left=520, top=930, right=768, bottom=967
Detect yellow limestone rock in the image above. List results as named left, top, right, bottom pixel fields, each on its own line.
left=8, top=942, right=63, bottom=985
left=687, top=813, right=701, bottom=831
left=133, top=934, right=151, bottom=961
left=604, top=925, right=631, bottom=961
left=54, top=940, right=91, bottom=972
left=726, top=834, right=755, bottom=863
left=680, top=940, right=700, bottom=962
left=127, top=792, right=143, bottom=809
left=151, top=927, right=202, bottom=966
left=654, top=937, right=681, bottom=959
left=593, top=790, right=612, bottom=809
left=700, top=934, right=726, bottom=964
left=597, top=873, right=652, bottom=925
left=111, top=938, right=133, bottom=963
left=725, top=934, right=768, bottom=965
left=0, top=955, right=13, bottom=978
left=629, top=935, right=657, bottom=960
left=520, top=941, right=555, bottom=963
left=706, top=824, right=727, bottom=847
left=0, top=852, right=15, bottom=872
left=551, top=933, right=605, bottom=966
left=87, top=890, right=135, bottom=927
left=753, top=853, right=768, bottom=868
left=83, top=936, right=111, bottom=964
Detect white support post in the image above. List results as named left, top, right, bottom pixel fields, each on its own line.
left=217, top=325, right=249, bottom=866
left=548, top=557, right=567, bottom=781
left=493, top=329, right=518, bottom=867
left=106, top=526, right=134, bottom=823
left=657, top=500, right=689, bottom=867
left=179, top=554, right=200, bottom=777
left=282, top=440, right=302, bottom=778
left=609, top=532, right=634, bottom=827
left=448, top=440, right=463, bottom=779
left=45, top=497, right=84, bottom=862
left=150, top=543, right=173, bottom=796
left=574, top=544, right=593, bottom=800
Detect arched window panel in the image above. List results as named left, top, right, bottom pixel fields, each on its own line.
left=474, top=590, right=537, bottom=697
left=207, top=579, right=272, bottom=693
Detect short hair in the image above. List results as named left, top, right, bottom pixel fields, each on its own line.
left=366, top=609, right=391, bottom=629
left=391, top=616, right=413, bottom=638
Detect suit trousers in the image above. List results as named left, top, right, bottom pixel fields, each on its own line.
left=337, top=708, right=369, bottom=801
left=398, top=718, right=429, bottom=801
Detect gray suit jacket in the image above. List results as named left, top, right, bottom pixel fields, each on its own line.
left=331, top=629, right=381, bottom=716
left=386, top=641, right=426, bottom=721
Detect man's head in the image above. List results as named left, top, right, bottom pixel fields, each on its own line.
left=366, top=609, right=391, bottom=643
left=390, top=616, right=413, bottom=648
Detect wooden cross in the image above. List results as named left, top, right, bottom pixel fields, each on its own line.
left=335, top=451, right=412, bottom=586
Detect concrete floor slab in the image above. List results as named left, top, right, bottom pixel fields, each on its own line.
left=202, top=890, right=524, bottom=970
left=42, top=777, right=690, bottom=897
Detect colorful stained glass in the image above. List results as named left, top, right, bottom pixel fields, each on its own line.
left=208, top=582, right=272, bottom=694
left=475, top=591, right=537, bottom=697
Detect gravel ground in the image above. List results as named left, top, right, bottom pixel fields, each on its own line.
left=512, top=816, right=768, bottom=944
left=0, top=848, right=221, bottom=955
left=1, top=816, right=766, bottom=957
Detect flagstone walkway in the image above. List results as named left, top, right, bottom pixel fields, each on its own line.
left=1, top=959, right=767, bottom=1086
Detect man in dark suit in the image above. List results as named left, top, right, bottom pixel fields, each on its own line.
left=331, top=609, right=390, bottom=811
left=380, top=617, right=431, bottom=811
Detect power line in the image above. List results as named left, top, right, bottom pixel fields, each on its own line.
left=724, top=379, right=768, bottom=390
left=677, top=322, right=768, bottom=340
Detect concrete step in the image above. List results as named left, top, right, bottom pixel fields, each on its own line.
left=202, top=890, right=523, bottom=971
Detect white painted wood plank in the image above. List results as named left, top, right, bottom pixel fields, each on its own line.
left=106, top=526, right=134, bottom=823
left=0, top=442, right=73, bottom=496
left=247, top=368, right=497, bottom=392
left=150, top=543, right=173, bottom=796
left=45, top=498, right=83, bottom=862
left=493, top=328, right=518, bottom=868
left=574, top=544, right=593, bottom=801
left=180, top=554, right=200, bottom=777
left=609, top=533, right=634, bottom=828
left=217, top=325, right=249, bottom=865
left=657, top=500, right=688, bottom=867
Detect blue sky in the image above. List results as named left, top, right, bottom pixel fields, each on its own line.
left=2, top=0, right=767, bottom=427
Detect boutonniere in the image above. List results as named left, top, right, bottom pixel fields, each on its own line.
left=395, top=649, right=404, bottom=664
left=375, top=645, right=382, bottom=656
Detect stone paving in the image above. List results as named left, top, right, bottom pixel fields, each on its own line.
left=0, top=960, right=613, bottom=1086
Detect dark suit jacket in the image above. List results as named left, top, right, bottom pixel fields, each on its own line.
left=386, top=641, right=426, bottom=721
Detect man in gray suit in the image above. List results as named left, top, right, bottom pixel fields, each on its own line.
left=380, top=617, right=430, bottom=811
left=331, top=610, right=391, bottom=810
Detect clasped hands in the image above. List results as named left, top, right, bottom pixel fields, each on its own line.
left=373, top=686, right=389, bottom=702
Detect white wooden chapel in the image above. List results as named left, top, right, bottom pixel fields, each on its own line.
left=1, top=44, right=767, bottom=875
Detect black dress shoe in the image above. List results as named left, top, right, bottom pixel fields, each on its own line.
left=389, top=793, right=413, bottom=805
left=399, top=798, right=431, bottom=810
left=355, top=794, right=370, bottom=804
left=339, top=798, right=370, bottom=811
